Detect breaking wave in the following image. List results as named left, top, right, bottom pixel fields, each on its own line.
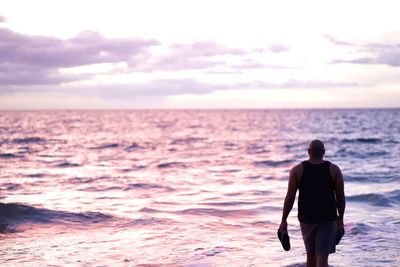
left=0, top=203, right=114, bottom=232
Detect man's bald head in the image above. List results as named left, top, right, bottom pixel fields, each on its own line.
left=308, top=140, right=325, bottom=159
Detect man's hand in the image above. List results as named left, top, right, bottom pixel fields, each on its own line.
left=278, top=220, right=288, bottom=233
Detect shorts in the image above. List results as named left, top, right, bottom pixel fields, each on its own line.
left=300, top=220, right=337, bottom=255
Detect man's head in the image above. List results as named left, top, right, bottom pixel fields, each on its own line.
left=308, top=140, right=325, bottom=159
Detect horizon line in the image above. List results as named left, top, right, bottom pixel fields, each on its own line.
left=1, top=107, right=399, bottom=111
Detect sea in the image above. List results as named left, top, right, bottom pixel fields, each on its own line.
left=0, top=109, right=399, bottom=267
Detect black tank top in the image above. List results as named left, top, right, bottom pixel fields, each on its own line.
left=298, top=161, right=337, bottom=223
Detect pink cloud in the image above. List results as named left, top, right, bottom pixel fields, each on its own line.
left=135, top=41, right=291, bottom=72
left=0, top=27, right=160, bottom=86
left=323, top=35, right=354, bottom=46
left=267, top=44, right=290, bottom=53
left=0, top=28, right=160, bottom=68
left=325, top=33, right=400, bottom=67
left=136, top=41, right=255, bottom=71
left=170, top=42, right=247, bottom=57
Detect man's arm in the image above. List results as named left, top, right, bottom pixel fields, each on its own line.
left=279, top=165, right=299, bottom=231
left=332, top=164, right=346, bottom=229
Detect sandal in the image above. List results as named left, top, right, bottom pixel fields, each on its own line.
left=277, top=229, right=291, bottom=251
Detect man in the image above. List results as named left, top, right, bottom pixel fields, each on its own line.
left=278, top=140, right=346, bottom=267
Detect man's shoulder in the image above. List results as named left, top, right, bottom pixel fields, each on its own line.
left=328, top=162, right=343, bottom=180
left=291, top=162, right=303, bottom=174
left=328, top=162, right=341, bottom=171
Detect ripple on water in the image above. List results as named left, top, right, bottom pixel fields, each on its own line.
left=1, top=183, right=22, bottom=191
left=342, top=137, right=383, bottom=144
left=12, top=137, right=46, bottom=144
left=123, top=183, right=175, bottom=191
left=156, top=162, right=187, bottom=169
left=254, top=159, right=294, bottom=167
left=348, top=222, right=373, bottom=235
left=0, top=153, right=21, bottom=159
left=56, top=161, right=81, bottom=168
left=201, top=201, right=258, bottom=207
left=124, top=143, right=140, bottom=152
left=177, top=208, right=258, bottom=218
left=90, top=143, right=119, bottom=149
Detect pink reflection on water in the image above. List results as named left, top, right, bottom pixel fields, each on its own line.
left=1, top=110, right=399, bottom=266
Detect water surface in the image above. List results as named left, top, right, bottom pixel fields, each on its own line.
left=1, top=109, right=399, bottom=266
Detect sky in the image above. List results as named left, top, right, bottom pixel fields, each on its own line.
left=1, top=0, right=400, bottom=109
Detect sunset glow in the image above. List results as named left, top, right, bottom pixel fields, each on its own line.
left=1, top=0, right=400, bottom=108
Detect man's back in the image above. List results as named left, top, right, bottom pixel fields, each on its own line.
left=298, top=161, right=337, bottom=223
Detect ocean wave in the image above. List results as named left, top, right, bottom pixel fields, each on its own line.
left=170, top=137, right=208, bottom=145
left=139, top=207, right=160, bottom=213
left=342, top=138, right=382, bottom=144
left=0, top=203, right=173, bottom=234
left=26, top=173, right=44, bottom=178
left=348, top=223, right=373, bottom=235
left=348, top=193, right=391, bottom=206
left=177, top=207, right=257, bottom=218
left=336, top=148, right=388, bottom=158
left=0, top=203, right=114, bottom=232
left=119, top=217, right=175, bottom=227
left=347, top=190, right=400, bottom=207
left=83, top=186, right=124, bottom=192
left=254, top=159, right=293, bottom=167
left=124, top=183, right=174, bottom=191
left=12, top=137, right=46, bottom=144
left=137, top=207, right=259, bottom=218
left=157, top=161, right=187, bottom=169
left=246, top=143, right=270, bottom=154
left=56, top=161, right=81, bottom=168
left=90, top=143, right=119, bottom=149
left=124, top=142, right=140, bottom=152
left=201, top=201, right=257, bottom=207
left=1, top=183, right=22, bottom=191
left=197, top=246, right=236, bottom=257
left=345, top=174, right=397, bottom=183
left=0, top=153, right=20, bottom=159
left=68, top=177, right=97, bottom=184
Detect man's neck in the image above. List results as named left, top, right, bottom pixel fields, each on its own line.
left=308, top=158, right=324, bottom=164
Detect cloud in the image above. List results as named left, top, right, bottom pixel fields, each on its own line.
left=1, top=77, right=361, bottom=100
left=0, top=28, right=160, bottom=68
left=343, top=43, right=400, bottom=67
left=136, top=41, right=256, bottom=72
left=137, top=53, right=224, bottom=72
left=53, top=78, right=364, bottom=99
left=0, top=27, right=160, bottom=86
left=0, top=28, right=159, bottom=68
left=0, top=25, right=290, bottom=85
left=268, top=44, right=290, bottom=53
left=91, top=79, right=219, bottom=97
left=323, top=35, right=354, bottom=46
left=229, top=59, right=295, bottom=70
left=14, top=79, right=219, bottom=98
left=326, top=33, right=400, bottom=67
left=332, top=44, right=400, bottom=67
left=136, top=42, right=291, bottom=71
left=0, top=15, right=6, bottom=23
left=232, top=79, right=362, bottom=90
left=0, top=66, right=89, bottom=86
left=169, top=42, right=247, bottom=57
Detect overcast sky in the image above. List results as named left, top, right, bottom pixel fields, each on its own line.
left=1, top=0, right=400, bottom=109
